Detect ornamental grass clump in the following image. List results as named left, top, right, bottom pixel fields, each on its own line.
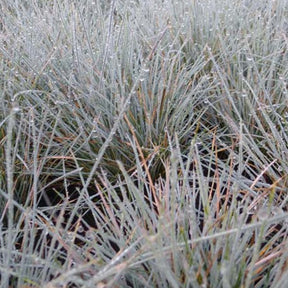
left=1, top=0, right=288, bottom=287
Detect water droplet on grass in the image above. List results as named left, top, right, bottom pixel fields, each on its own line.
left=12, top=106, right=20, bottom=113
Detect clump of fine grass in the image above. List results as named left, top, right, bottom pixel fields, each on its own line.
left=1, top=0, right=288, bottom=287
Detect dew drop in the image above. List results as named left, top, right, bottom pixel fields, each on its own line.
left=12, top=106, right=20, bottom=113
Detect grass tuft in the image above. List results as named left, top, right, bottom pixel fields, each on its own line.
left=1, top=0, right=288, bottom=287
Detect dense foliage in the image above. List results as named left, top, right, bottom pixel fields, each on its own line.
left=1, top=0, right=288, bottom=287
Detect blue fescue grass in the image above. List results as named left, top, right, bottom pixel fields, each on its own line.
left=1, top=0, right=288, bottom=287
